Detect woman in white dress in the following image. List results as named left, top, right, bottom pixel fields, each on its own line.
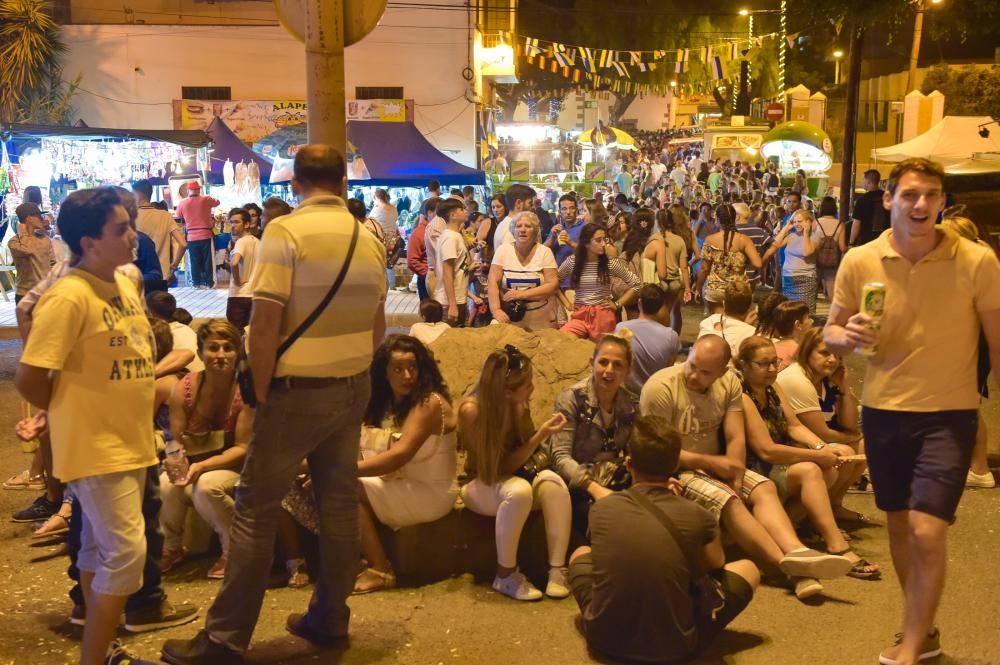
left=354, top=335, right=458, bottom=593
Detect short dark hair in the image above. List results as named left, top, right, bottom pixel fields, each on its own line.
left=228, top=208, right=250, bottom=224
left=629, top=415, right=682, bottom=479
left=462, top=185, right=475, bottom=196
left=887, top=158, right=945, bottom=195
left=637, top=283, right=670, bottom=314
left=425, top=197, right=441, bottom=215
left=449, top=188, right=462, bottom=196
left=504, top=184, right=536, bottom=211
left=132, top=179, right=153, bottom=201
left=374, top=188, right=390, bottom=202
left=558, top=193, right=577, bottom=207
left=786, top=190, right=802, bottom=202
left=347, top=198, right=367, bottom=221
left=263, top=197, right=292, bottom=218
left=818, top=196, right=838, bottom=218
left=146, top=291, right=178, bottom=321
left=149, top=317, right=173, bottom=362
left=419, top=299, right=444, bottom=323
left=436, top=197, right=465, bottom=223
left=293, top=145, right=346, bottom=189
left=428, top=179, right=441, bottom=192
left=173, top=308, right=193, bottom=326
left=863, top=169, right=881, bottom=184
left=723, top=279, right=753, bottom=317
left=57, top=186, right=123, bottom=256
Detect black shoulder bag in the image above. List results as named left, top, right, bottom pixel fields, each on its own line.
left=626, top=487, right=726, bottom=621
left=237, top=219, right=360, bottom=407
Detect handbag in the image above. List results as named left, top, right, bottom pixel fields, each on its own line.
left=238, top=218, right=360, bottom=406
left=627, top=487, right=726, bottom=621
left=179, top=430, right=226, bottom=461
left=500, top=297, right=527, bottom=322
left=590, top=457, right=632, bottom=492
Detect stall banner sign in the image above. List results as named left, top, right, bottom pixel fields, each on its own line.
left=711, top=134, right=762, bottom=151
left=176, top=99, right=408, bottom=143
left=585, top=162, right=606, bottom=182
left=509, top=161, right=530, bottom=182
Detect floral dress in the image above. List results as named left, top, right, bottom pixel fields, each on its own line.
left=702, top=243, right=748, bottom=303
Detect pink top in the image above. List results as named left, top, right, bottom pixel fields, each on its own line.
left=181, top=371, right=244, bottom=434
left=774, top=339, right=799, bottom=373
left=176, top=195, right=220, bottom=242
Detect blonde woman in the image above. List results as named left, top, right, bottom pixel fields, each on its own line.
left=458, top=346, right=572, bottom=601
left=488, top=211, right=558, bottom=331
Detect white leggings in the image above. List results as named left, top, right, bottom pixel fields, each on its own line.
left=460, top=469, right=571, bottom=569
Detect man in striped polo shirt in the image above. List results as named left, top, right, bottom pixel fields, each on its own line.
left=163, top=146, right=387, bottom=664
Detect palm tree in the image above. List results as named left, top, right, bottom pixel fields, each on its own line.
left=0, top=0, right=78, bottom=125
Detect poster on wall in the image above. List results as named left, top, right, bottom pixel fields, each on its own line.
left=174, top=99, right=413, bottom=144
left=585, top=162, right=606, bottom=182
left=508, top=161, right=530, bottom=182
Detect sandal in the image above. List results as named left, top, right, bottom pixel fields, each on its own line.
left=287, top=559, right=310, bottom=588
left=829, top=548, right=882, bottom=581
left=32, top=512, right=70, bottom=539
left=3, top=470, right=45, bottom=491
left=833, top=508, right=881, bottom=527
left=353, top=567, right=396, bottom=595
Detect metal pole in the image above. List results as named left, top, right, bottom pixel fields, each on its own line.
left=906, top=1, right=925, bottom=93
left=305, top=0, right=346, bottom=153
left=839, top=26, right=864, bottom=226
left=778, top=0, right=787, bottom=92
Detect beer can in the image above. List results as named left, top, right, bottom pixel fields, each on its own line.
left=856, top=282, right=885, bottom=356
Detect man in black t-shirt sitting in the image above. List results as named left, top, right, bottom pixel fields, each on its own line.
left=849, top=169, right=888, bottom=247
left=568, top=416, right=759, bottom=664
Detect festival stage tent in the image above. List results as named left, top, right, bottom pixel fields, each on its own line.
left=872, top=116, right=1000, bottom=165
left=203, top=117, right=272, bottom=185
left=258, top=121, right=485, bottom=186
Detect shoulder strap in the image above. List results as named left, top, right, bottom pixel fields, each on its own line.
left=626, top=486, right=697, bottom=570
left=275, top=219, right=360, bottom=361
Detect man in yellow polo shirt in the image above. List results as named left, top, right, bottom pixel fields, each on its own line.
left=163, top=145, right=387, bottom=665
left=825, top=158, right=1000, bottom=665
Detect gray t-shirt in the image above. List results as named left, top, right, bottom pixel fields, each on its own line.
left=639, top=364, right=743, bottom=455
left=585, top=486, right=716, bottom=662
left=615, top=319, right=680, bottom=394
left=782, top=224, right=823, bottom=277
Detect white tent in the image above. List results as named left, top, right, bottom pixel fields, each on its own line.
left=872, top=116, right=1000, bottom=164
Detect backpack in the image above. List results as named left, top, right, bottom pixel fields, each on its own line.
left=815, top=221, right=842, bottom=269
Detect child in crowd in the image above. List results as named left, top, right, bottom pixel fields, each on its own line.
left=409, top=299, right=451, bottom=346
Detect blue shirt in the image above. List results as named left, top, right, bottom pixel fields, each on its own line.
left=548, top=220, right=585, bottom=287
left=615, top=319, right=680, bottom=394
left=134, top=231, right=163, bottom=282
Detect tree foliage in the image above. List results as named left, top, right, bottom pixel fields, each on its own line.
left=0, top=0, right=78, bottom=125
left=921, top=64, right=1000, bottom=121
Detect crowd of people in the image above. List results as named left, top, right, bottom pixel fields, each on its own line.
left=4, top=142, right=999, bottom=665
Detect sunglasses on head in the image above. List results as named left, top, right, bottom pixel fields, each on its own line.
left=504, top=344, right=524, bottom=373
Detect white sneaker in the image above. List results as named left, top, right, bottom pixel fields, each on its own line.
left=967, top=470, right=996, bottom=489
left=793, top=577, right=823, bottom=600
left=492, top=570, right=543, bottom=601
left=545, top=567, right=570, bottom=599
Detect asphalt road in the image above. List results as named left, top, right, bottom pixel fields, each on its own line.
left=0, top=307, right=998, bottom=665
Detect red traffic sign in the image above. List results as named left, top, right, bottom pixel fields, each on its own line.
left=765, top=103, right=785, bottom=121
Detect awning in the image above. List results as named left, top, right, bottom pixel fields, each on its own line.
left=344, top=121, right=485, bottom=187
left=1, top=123, right=212, bottom=148
left=204, top=117, right=272, bottom=185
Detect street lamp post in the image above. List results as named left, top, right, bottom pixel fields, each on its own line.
left=833, top=49, right=844, bottom=85
left=907, top=0, right=943, bottom=93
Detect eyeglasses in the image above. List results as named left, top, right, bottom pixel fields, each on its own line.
left=750, top=359, right=780, bottom=370
left=504, top=344, right=523, bottom=373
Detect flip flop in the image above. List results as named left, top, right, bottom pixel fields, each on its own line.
left=31, top=513, right=70, bottom=539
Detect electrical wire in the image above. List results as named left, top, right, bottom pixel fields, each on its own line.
left=75, top=87, right=174, bottom=106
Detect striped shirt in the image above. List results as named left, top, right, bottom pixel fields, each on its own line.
left=253, top=195, right=387, bottom=378
left=557, top=256, right=640, bottom=307
left=736, top=223, right=772, bottom=282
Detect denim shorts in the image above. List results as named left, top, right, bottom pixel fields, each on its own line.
left=862, top=407, right=977, bottom=522
left=70, top=468, right=147, bottom=596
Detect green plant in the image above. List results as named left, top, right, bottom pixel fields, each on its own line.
left=0, top=0, right=78, bottom=124
left=921, top=64, right=1000, bottom=121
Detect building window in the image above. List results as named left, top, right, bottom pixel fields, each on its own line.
left=181, top=86, right=232, bottom=100
left=356, top=87, right=404, bottom=100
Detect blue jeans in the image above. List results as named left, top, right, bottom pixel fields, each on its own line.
left=205, top=373, right=370, bottom=652
left=187, top=239, right=214, bottom=288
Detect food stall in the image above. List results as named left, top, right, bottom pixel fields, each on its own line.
left=760, top=121, right=834, bottom=198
